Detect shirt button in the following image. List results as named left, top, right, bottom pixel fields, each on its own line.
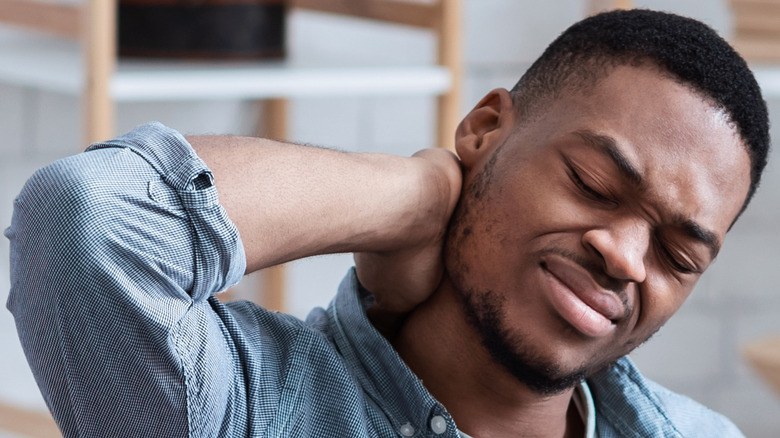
left=430, top=415, right=447, bottom=434
left=400, top=423, right=415, bottom=436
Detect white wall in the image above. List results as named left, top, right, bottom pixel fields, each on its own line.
left=1, top=1, right=778, bottom=436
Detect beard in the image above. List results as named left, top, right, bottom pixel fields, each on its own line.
left=444, top=146, right=591, bottom=396
left=455, top=285, right=589, bottom=396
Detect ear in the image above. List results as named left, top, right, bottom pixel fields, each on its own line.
left=455, top=88, right=516, bottom=169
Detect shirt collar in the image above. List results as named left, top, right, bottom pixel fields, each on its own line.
left=575, top=380, right=597, bottom=438
left=329, top=269, right=454, bottom=435
left=588, top=356, right=682, bottom=436
left=328, top=268, right=604, bottom=438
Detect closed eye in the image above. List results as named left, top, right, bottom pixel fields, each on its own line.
left=566, top=162, right=617, bottom=207
left=654, top=235, right=702, bottom=275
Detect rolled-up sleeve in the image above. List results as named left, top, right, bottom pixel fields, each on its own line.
left=5, top=122, right=247, bottom=437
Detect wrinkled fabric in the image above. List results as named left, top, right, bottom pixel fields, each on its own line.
left=7, top=122, right=744, bottom=437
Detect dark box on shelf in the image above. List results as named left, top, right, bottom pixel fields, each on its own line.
left=118, top=0, right=287, bottom=59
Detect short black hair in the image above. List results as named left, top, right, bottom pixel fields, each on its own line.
left=511, top=9, right=770, bottom=218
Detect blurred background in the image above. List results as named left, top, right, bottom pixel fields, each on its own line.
left=0, top=0, right=779, bottom=436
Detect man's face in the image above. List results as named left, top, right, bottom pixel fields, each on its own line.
left=445, top=65, right=751, bottom=394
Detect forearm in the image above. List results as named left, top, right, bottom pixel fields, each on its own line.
left=189, top=135, right=453, bottom=273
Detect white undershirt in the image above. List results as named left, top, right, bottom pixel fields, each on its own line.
left=457, top=381, right=596, bottom=438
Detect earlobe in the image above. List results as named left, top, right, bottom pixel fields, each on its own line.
left=455, top=88, right=515, bottom=169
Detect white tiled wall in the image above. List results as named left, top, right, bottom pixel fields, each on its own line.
left=1, top=1, right=778, bottom=436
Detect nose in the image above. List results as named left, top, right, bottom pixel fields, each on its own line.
left=582, top=217, right=649, bottom=284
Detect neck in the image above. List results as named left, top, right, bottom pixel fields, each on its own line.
left=393, top=276, right=583, bottom=438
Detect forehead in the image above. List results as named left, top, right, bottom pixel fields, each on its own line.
left=510, top=65, right=751, bottom=237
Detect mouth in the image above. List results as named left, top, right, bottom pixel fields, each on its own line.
left=540, top=257, right=626, bottom=338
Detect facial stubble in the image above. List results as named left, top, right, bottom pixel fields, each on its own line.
left=445, top=149, right=590, bottom=396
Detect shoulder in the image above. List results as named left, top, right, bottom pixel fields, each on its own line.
left=644, top=378, right=743, bottom=437
left=588, top=357, right=744, bottom=437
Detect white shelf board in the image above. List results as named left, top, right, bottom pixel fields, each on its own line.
left=0, top=34, right=451, bottom=101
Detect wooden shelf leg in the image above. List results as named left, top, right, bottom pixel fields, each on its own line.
left=588, top=0, right=633, bottom=14
left=260, top=265, right=287, bottom=312
left=0, top=400, right=61, bottom=438
left=257, top=98, right=289, bottom=312
left=436, top=0, right=462, bottom=151
left=82, top=0, right=116, bottom=145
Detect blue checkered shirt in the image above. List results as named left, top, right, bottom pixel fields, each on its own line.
left=7, top=122, right=744, bottom=437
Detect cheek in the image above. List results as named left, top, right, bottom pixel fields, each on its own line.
left=497, top=155, right=598, bottom=228
left=445, top=152, right=587, bottom=284
left=631, top=275, right=694, bottom=340
left=444, top=186, right=537, bottom=293
left=490, top=183, right=582, bottom=244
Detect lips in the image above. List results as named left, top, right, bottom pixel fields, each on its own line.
left=541, top=256, right=626, bottom=338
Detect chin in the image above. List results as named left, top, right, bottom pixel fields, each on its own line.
left=457, top=286, right=615, bottom=396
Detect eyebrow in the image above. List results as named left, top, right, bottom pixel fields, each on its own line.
left=572, top=129, right=722, bottom=259
left=681, top=218, right=721, bottom=259
left=574, top=130, right=645, bottom=189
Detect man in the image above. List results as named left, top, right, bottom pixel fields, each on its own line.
left=6, top=9, right=769, bottom=438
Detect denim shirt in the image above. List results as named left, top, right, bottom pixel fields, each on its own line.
left=6, top=122, right=744, bottom=437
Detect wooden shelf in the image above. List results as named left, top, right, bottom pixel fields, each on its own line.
left=0, top=32, right=451, bottom=101
left=0, top=0, right=462, bottom=149
left=0, top=0, right=461, bottom=326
